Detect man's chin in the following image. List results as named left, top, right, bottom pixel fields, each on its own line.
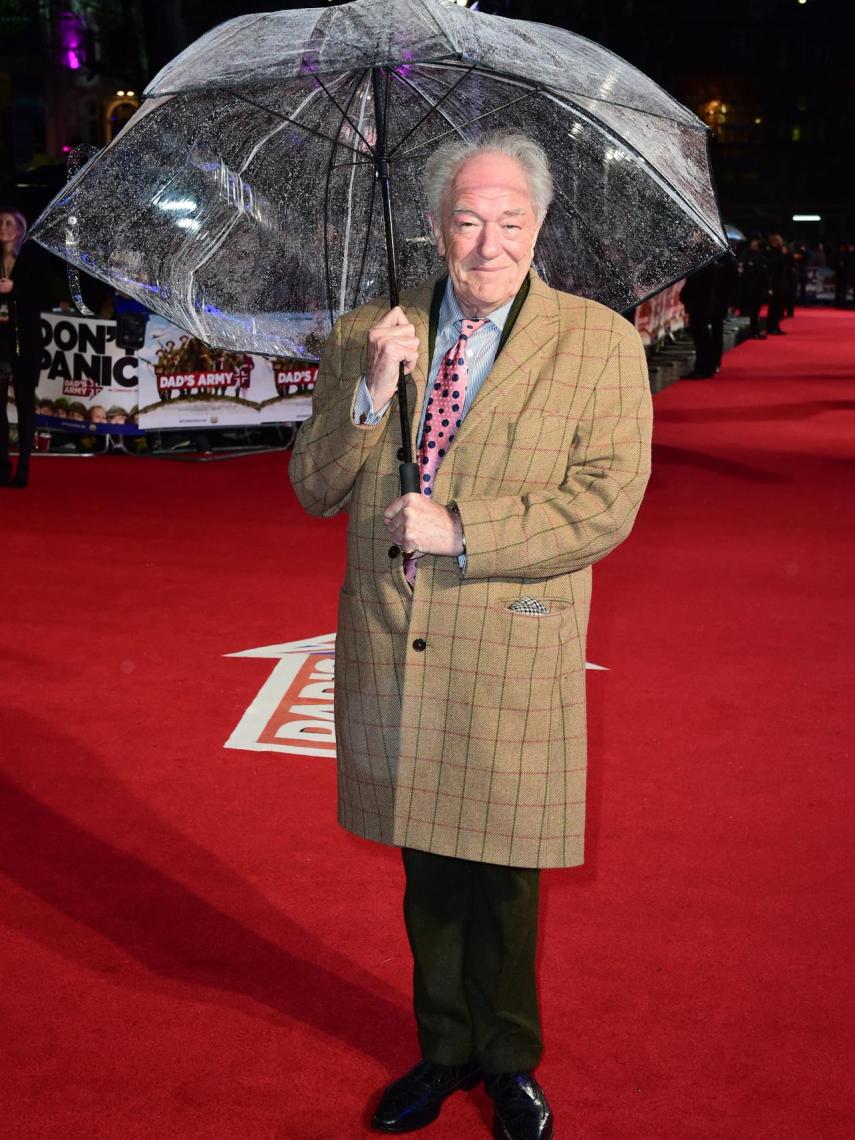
left=456, top=277, right=518, bottom=314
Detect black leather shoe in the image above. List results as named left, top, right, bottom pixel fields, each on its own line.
left=371, top=1059, right=481, bottom=1133
left=486, top=1072, right=554, bottom=1140
left=9, top=466, right=28, bottom=489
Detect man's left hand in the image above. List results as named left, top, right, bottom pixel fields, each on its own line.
left=384, top=494, right=463, bottom=558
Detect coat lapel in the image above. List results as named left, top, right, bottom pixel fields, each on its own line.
left=402, top=281, right=435, bottom=454
left=449, top=272, right=560, bottom=448
left=396, top=273, right=559, bottom=458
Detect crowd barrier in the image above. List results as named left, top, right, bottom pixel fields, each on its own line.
left=11, top=290, right=687, bottom=442
left=804, top=267, right=835, bottom=302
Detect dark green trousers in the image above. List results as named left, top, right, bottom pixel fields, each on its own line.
left=402, top=848, right=542, bottom=1074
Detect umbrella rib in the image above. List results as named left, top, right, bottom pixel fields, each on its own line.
left=387, top=64, right=477, bottom=158
left=323, top=70, right=369, bottom=328
left=313, top=73, right=376, bottom=156
left=351, top=149, right=378, bottom=313
left=543, top=88, right=724, bottom=245
left=393, top=88, right=540, bottom=161
left=337, top=73, right=373, bottom=316
left=227, top=90, right=365, bottom=157
left=402, top=60, right=702, bottom=128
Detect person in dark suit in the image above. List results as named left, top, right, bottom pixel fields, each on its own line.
left=0, top=209, right=47, bottom=488
left=765, top=234, right=790, bottom=335
left=738, top=239, right=770, bottom=338
left=680, top=255, right=739, bottom=378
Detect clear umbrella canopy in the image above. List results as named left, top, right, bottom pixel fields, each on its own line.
left=31, top=0, right=726, bottom=358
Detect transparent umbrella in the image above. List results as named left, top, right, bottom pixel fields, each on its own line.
left=30, top=0, right=727, bottom=484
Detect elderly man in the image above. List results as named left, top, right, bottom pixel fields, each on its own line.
left=290, top=132, right=652, bottom=1140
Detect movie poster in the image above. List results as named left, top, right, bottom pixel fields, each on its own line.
left=136, top=314, right=324, bottom=428
left=634, top=281, right=686, bottom=346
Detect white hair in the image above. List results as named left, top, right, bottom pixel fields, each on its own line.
left=423, top=131, right=554, bottom=224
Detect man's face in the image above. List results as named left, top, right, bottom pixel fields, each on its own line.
left=89, top=406, right=107, bottom=423
left=434, top=152, right=543, bottom=317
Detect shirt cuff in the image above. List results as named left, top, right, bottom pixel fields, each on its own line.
left=352, top=376, right=392, bottom=426
left=448, top=500, right=467, bottom=576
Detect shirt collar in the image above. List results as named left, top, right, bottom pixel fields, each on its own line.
left=439, top=277, right=515, bottom=338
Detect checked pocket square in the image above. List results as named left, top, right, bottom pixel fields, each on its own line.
left=508, top=596, right=550, bottom=616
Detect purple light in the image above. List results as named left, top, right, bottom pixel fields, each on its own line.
left=59, top=12, right=86, bottom=71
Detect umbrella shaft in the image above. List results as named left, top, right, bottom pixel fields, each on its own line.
left=372, top=66, right=415, bottom=479
left=371, top=67, right=400, bottom=309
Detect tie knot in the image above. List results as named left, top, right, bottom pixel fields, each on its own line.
left=459, top=318, right=488, bottom=339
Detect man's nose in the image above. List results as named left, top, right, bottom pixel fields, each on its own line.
left=477, top=223, right=503, bottom=259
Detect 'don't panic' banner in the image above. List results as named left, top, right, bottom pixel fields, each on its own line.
left=29, top=312, right=141, bottom=432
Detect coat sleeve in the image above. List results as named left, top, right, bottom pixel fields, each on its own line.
left=454, top=327, right=652, bottom=579
left=288, top=311, right=389, bottom=517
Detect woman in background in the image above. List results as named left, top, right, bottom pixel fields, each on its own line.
left=1, top=208, right=44, bottom=488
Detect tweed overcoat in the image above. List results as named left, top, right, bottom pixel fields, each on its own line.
left=289, top=271, right=652, bottom=868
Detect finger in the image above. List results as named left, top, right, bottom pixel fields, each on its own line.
left=367, top=328, right=418, bottom=354
left=372, top=305, right=409, bottom=329
left=383, top=492, right=420, bottom=525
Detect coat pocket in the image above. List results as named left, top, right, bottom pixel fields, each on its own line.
left=489, top=596, right=575, bottom=651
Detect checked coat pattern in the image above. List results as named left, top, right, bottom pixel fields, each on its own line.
left=289, top=271, right=652, bottom=868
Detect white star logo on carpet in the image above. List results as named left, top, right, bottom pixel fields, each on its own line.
left=225, top=634, right=605, bottom=758
left=224, top=635, right=337, bottom=757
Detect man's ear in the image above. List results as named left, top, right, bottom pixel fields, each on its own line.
left=428, top=212, right=446, bottom=258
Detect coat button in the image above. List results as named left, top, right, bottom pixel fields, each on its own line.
left=412, top=638, right=426, bottom=652
left=396, top=447, right=405, bottom=461
left=388, top=544, right=400, bottom=558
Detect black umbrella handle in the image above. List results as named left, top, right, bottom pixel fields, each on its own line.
left=399, top=460, right=420, bottom=494
left=396, top=360, right=419, bottom=494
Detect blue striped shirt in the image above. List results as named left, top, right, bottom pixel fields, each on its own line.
left=352, top=280, right=515, bottom=574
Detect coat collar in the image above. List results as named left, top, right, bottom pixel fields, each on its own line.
left=401, top=270, right=559, bottom=452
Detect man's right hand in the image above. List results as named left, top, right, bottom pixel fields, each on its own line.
left=365, top=306, right=420, bottom=409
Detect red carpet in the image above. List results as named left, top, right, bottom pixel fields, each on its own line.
left=1, top=308, right=853, bottom=1139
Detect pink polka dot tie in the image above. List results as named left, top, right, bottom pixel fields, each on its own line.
left=405, top=317, right=488, bottom=585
